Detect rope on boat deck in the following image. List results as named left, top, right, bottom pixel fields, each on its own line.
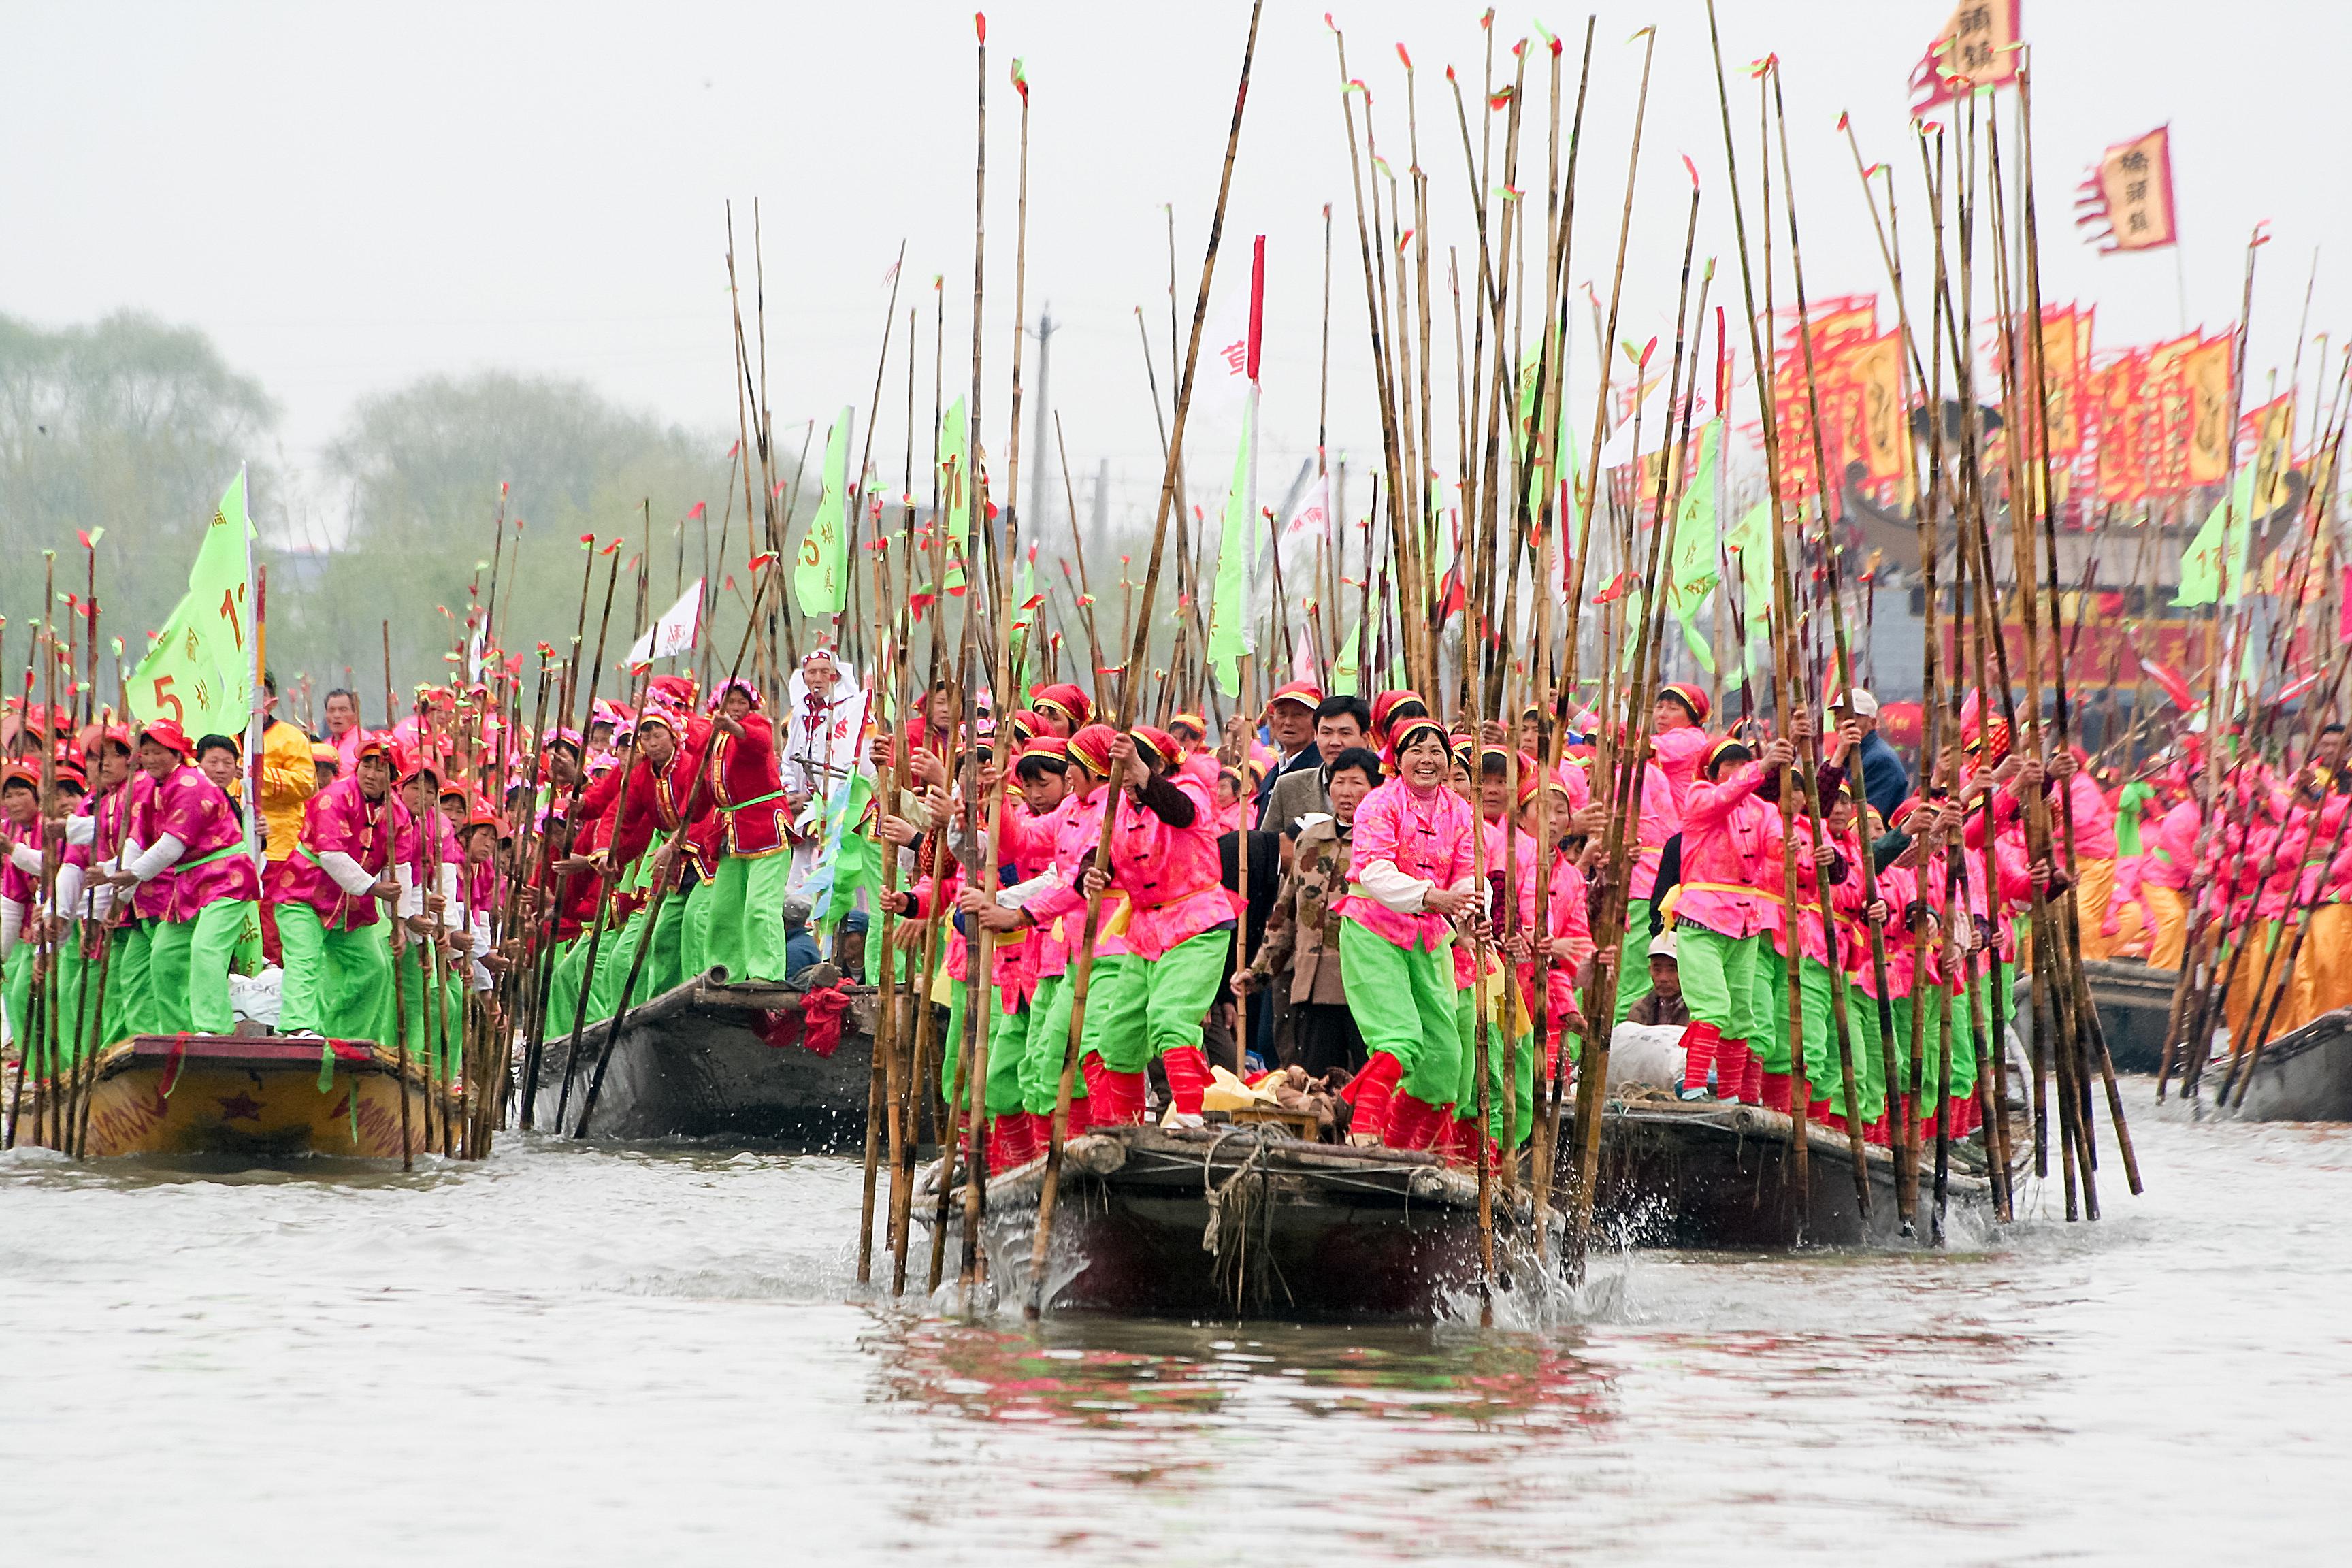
left=1199, top=1126, right=1291, bottom=1313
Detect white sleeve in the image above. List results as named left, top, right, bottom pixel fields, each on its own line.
left=996, top=870, right=1058, bottom=911
left=435, top=862, right=461, bottom=928
left=127, top=833, right=187, bottom=883
left=317, top=851, right=378, bottom=897
left=65, top=815, right=95, bottom=847
left=7, top=841, right=41, bottom=875
left=1355, top=858, right=1433, bottom=915
left=53, top=864, right=84, bottom=917
left=396, top=864, right=420, bottom=918
left=0, top=897, right=21, bottom=959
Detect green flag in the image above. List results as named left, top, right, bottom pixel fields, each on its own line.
left=1333, top=620, right=1362, bottom=696
left=2174, top=466, right=2254, bottom=608
left=1206, top=399, right=1256, bottom=698
left=1665, top=419, right=1725, bottom=676
left=794, top=406, right=852, bottom=616
left=1722, top=499, right=1775, bottom=685
left=133, top=470, right=255, bottom=740
left=938, top=397, right=971, bottom=595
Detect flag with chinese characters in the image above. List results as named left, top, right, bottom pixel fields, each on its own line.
left=2173, top=466, right=2253, bottom=608
left=1910, top=0, right=2022, bottom=111
left=2076, top=126, right=2176, bottom=253
left=794, top=406, right=852, bottom=616
left=2181, top=333, right=2235, bottom=486
left=132, top=469, right=255, bottom=740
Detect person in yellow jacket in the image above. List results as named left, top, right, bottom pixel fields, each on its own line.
left=255, top=671, right=321, bottom=966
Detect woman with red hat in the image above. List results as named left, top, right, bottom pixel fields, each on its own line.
left=1333, top=716, right=1477, bottom=1148
left=1005, top=725, right=1126, bottom=1133
left=1649, top=683, right=1716, bottom=812
left=1661, top=733, right=1794, bottom=1106
left=687, top=679, right=796, bottom=985
left=106, top=721, right=263, bottom=1037
left=1059, top=724, right=1232, bottom=1126
left=274, top=732, right=404, bottom=1041
left=585, top=699, right=706, bottom=1024
left=0, top=763, right=42, bottom=1051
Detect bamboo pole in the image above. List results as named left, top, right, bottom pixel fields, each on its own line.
left=1026, top=0, right=1264, bottom=1319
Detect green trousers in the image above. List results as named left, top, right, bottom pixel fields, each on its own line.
left=276, top=906, right=393, bottom=1042
left=1677, top=925, right=1779, bottom=1066
left=1021, top=972, right=1083, bottom=1116
left=1614, top=896, right=1655, bottom=1023
left=1082, top=928, right=1230, bottom=1075
left=1452, top=985, right=1535, bottom=1147
left=167, top=900, right=257, bottom=1034
left=3, top=945, right=27, bottom=1059
left=109, top=923, right=154, bottom=1043
left=700, top=853, right=794, bottom=983
left=588, top=893, right=688, bottom=1024
left=1337, top=921, right=1461, bottom=1104
left=546, top=934, right=591, bottom=1039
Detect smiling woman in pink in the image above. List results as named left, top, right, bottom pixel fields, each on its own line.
left=1337, top=717, right=1476, bottom=1149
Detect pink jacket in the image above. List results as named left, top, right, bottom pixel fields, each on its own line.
left=1339, top=777, right=1475, bottom=953
left=276, top=777, right=406, bottom=930
left=1650, top=723, right=1714, bottom=813
left=2142, top=800, right=2202, bottom=891
left=1673, top=761, right=1778, bottom=940
left=2057, top=772, right=2117, bottom=862
left=131, top=766, right=259, bottom=921
left=1024, top=786, right=1130, bottom=965
left=1105, top=773, right=1228, bottom=961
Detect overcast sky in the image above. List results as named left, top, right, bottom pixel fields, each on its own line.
left=7, top=1, right=2346, bottom=538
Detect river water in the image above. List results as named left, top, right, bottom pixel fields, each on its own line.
left=2, top=1079, right=2342, bottom=1566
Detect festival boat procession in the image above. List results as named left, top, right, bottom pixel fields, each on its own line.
left=5, top=2, right=2352, bottom=1560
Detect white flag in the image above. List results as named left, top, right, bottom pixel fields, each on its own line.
left=628, top=579, right=704, bottom=668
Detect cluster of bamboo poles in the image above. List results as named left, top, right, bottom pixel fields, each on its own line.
left=3, top=546, right=118, bottom=1156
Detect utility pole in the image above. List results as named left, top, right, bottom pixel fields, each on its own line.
left=1028, top=303, right=1056, bottom=539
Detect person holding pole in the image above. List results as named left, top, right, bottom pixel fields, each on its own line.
left=1333, top=716, right=1475, bottom=1148
left=106, top=721, right=261, bottom=1037
left=273, top=732, right=402, bottom=1042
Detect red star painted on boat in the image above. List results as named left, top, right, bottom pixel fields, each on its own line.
left=216, top=1091, right=265, bottom=1123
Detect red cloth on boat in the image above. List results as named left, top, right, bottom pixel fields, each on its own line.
left=760, top=981, right=852, bottom=1056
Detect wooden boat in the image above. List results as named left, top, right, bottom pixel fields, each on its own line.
left=1591, top=1098, right=1997, bottom=1247
left=529, top=965, right=877, bottom=1145
left=924, top=1123, right=1559, bottom=1320
left=2212, top=1009, right=2352, bottom=1121
left=2014, top=959, right=2180, bottom=1075
left=10, top=1034, right=444, bottom=1160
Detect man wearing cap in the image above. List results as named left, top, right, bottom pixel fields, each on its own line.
left=1262, top=694, right=1372, bottom=836
left=274, top=732, right=404, bottom=1041
left=105, top=722, right=263, bottom=1036
left=1252, top=681, right=1324, bottom=829
left=1836, top=688, right=1909, bottom=822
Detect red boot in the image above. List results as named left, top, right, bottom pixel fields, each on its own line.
left=1105, top=1068, right=1149, bottom=1126
left=1678, top=1022, right=1722, bottom=1098
left=1386, top=1092, right=1448, bottom=1151
left=1740, top=1048, right=1763, bottom=1105
left=1760, top=1071, right=1793, bottom=1113
left=1716, top=1036, right=1752, bottom=1102
left=1159, top=1045, right=1213, bottom=1117
left=1341, top=1051, right=1405, bottom=1141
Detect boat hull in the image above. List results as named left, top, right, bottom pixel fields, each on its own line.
left=11, top=1035, right=443, bottom=1160
left=1592, top=1102, right=1995, bottom=1247
left=924, top=1126, right=1554, bottom=1320
left=2014, top=959, right=2180, bottom=1075
left=529, top=970, right=876, bottom=1146
left=2217, top=1011, right=2352, bottom=1121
